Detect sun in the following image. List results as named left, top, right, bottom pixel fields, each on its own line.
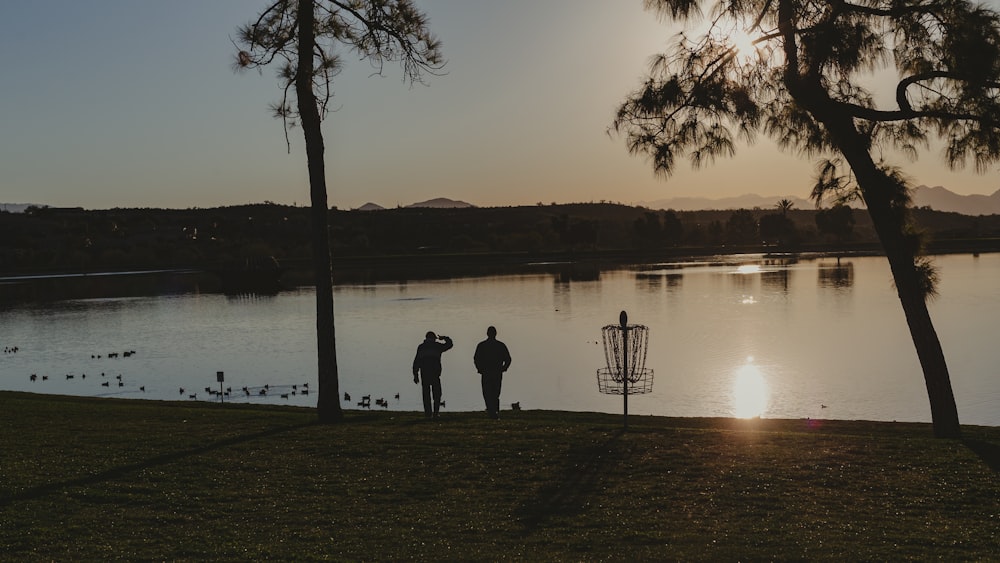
left=693, top=14, right=764, bottom=65
left=728, top=28, right=759, bottom=64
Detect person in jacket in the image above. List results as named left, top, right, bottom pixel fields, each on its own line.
left=474, top=326, right=511, bottom=419
left=412, top=331, right=453, bottom=419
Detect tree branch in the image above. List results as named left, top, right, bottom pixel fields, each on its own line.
left=836, top=99, right=995, bottom=125
left=896, top=70, right=1000, bottom=113
left=327, top=0, right=445, bottom=80
left=840, top=0, right=943, bottom=19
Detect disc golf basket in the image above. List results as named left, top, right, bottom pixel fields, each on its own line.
left=597, top=310, right=653, bottom=429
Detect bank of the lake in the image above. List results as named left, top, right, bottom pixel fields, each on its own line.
left=2, top=391, right=998, bottom=561
left=5, top=253, right=1000, bottom=426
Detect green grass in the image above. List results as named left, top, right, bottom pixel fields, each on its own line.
left=1, top=391, right=998, bottom=561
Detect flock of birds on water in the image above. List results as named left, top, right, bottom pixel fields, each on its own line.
left=17, top=346, right=314, bottom=402
left=12, top=344, right=524, bottom=412
left=13, top=345, right=407, bottom=408
left=23, top=348, right=147, bottom=392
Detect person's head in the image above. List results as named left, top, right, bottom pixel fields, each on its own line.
left=486, top=326, right=497, bottom=338
left=425, top=331, right=437, bottom=341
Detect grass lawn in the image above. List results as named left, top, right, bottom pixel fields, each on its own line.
left=1, top=391, right=998, bottom=561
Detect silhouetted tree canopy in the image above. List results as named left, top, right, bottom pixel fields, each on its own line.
left=614, top=0, right=1000, bottom=438
left=725, top=209, right=758, bottom=245
left=759, top=212, right=798, bottom=247
left=816, top=204, right=856, bottom=243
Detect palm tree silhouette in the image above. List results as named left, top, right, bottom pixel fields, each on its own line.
left=776, top=199, right=795, bottom=217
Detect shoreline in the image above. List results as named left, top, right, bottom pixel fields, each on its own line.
left=3, top=239, right=995, bottom=283
left=0, top=388, right=993, bottom=428
left=1, top=244, right=995, bottom=300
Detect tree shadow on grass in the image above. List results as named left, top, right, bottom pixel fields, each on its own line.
left=516, top=428, right=625, bottom=533
left=0, top=422, right=314, bottom=507
left=963, top=439, right=1000, bottom=473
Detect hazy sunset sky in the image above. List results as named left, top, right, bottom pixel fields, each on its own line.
left=2, top=1, right=998, bottom=210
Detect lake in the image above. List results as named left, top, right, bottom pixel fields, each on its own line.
left=1, top=253, right=998, bottom=426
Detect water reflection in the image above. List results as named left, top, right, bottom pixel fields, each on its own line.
left=552, top=266, right=601, bottom=315
left=0, top=271, right=209, bottom=303
left=552, top=277, right=572, bottom=315
left=637, top=274, right=662, bottom=292
left=556, top=264, right=600, bottom=283
left=635, top=271, right=684, bottom=292
left=730, top=269, right=754, bottom=290
left=732, top=357, right=769, bottom=418
left=818, top=261, right=854, bottom=289
left=761, top=268, right=790, bottom=292
left=225, top=292, right=278, bottom=304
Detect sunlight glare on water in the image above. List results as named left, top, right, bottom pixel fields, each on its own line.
left=735, top=264, right=762, bottom=275
left=732, top=357, right=769, bottom=418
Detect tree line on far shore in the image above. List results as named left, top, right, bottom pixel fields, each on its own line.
left=2, top=201, right=999, bottom=275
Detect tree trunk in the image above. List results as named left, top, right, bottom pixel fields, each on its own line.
left=778, top=33, right=962, bottom=436
left=297, top=0, right=343, bottom=423
left=826, top=121, right=961, bottom=438
left=860, top=189, right=962, bottom=438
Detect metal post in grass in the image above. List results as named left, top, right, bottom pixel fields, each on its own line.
left=597, top=310, right=653, bottom=430
left=621, top=311, right=629, bottom=428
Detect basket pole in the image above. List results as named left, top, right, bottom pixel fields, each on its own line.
left=620, top=310, right=629, bottom=430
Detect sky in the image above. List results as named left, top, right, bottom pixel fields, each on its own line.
left=2, top=1, right=998, bottom=210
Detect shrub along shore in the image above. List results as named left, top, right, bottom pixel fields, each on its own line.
left=1, top=391, right=998, bottom=560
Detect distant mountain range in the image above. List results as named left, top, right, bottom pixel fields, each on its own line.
left=7, top=186, right=999, bottom=215
left=354, top=197, right=474, bottom=211
left=0, top=199, right=477, bottom=214
left=911, top=186, right=1000, bottom=216
left=641, top=185, right=1000, bottom=215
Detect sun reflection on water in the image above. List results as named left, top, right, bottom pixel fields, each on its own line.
left=732, top=357, right=769, bottom=418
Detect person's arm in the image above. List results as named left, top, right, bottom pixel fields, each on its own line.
left=412, top=348, right=421, bottom=383
left=501, top=343, right=511, bottom=371
left=441, top=336, right=453, bottom=351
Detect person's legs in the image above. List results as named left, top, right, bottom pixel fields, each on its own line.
left=482, top=372, right=501, bottom=418
left=421, top=378, right=433, bottom=417
left=481, top=374, right=491, bottom=416
left=431, top=376, right=442, bottom=417
left=492, top=373, right=503, bottom=415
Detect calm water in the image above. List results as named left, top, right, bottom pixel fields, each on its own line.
left=2, top=253, right=998, bottom=426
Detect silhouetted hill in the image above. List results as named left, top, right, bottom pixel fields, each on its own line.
left=355, top=202, right=385, bottom=211
left=406, top=197, right=474, bottom=209
left=912, top=186, right=1000, bottom=215
left=641, top=186, right=1000, bottom=215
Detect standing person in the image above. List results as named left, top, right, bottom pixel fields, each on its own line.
left=474, top=326, right=511, bottom=419
left=412, top=331, right=453, bottom=419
